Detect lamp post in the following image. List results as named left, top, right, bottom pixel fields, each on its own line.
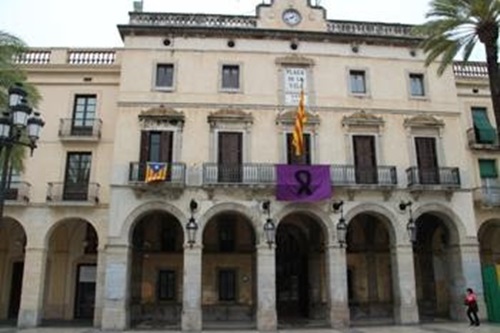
left=262, top=200, right=276, bottom=247
left=333, top=201, right=347, bottom=247
left=186, top=199, right=199, bottom=248
left=399, top=201, right=416, bottom=243
left=0, top=83, right=44, bottom=220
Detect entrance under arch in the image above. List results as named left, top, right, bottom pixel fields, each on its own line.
left=346, top=213, right=393, bottom=324
left=0, top=219, right=26, bottom=323
left=275, top=213, right=327, bottom=327
left=130, top=211, right=184, bottom=329
left=201, top=212, right=256, bottom=329
left=43, top=219, right=98, bottom=324
left=413, top=213, right=456, bottom=320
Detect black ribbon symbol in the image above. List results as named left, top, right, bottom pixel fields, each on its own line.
left=295, top=170, right=313, bottom=196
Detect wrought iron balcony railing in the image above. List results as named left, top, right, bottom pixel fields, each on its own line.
left=129, top=162, right=186, bottom=185
left=203, top=163, right=276, bottom=185
left=330, top=165, right=397, bottom=186
left=59, top=118, right=102, bottom=140
left=466, top=127, right=500, bottom=150
left=406, top=167, right=460, bottom=188
left=5, top=181, right=31, bottom=203
left=46, top=182, right=100, bottom=204
left=474, top=186, right=500, bottom=206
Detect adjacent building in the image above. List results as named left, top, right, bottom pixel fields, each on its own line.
left=0, top=0, right=498, bottom=330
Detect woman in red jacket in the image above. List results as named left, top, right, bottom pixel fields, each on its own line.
left=465, top=288, right=480, bottom=326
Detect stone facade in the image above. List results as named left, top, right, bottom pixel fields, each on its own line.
left=0, top=0, right=498, bottom=331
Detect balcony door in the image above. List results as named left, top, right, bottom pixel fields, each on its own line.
left=63, top=152, right=91, bottom=200
left=415, top=137, right=439, bottom=184
left=286, top=133, right=311, bottom=165
left=353, top=135, right=378, bottom=184
left=218, top=132, right=242, bottom=182
left=72, top=95, right=96, bottom=136
left=139, top=131, right=173, bottom=181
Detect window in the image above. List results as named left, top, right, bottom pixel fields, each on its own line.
left=218, top=132, right=243, bottom=182
left=472, top=107, right=496, bottom=144
left=479, top=159, right=497, bottom=179
left=286, top=132, right=311, bottom=165
left=158, top=270, right=176, bottom=301
left=155, top=64, right=174, bottom=89
left=415, top=137, right=439, bottom=184
left=63, top=152, right=92, bottom=200
left=349, top=70, right=366, bottom=94
left=221, top=65, right=240, bottom=90
left=218, top=269, right=236, bottom=301
left=353, top=135, right=378, bottom=184
left=409, top=73, right=425, bottom=97
left=161, top=223, right=177, bottom=252
left=72, top=95, right=96, bottom=135
left=218, top=219, right=235, bottom=252
left=139, top=131, right=173, bottom=181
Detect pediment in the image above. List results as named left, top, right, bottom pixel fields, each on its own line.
left=276, top=109, right=320, bottom=125
left=139, top=105, right=185, bottom=124
left=404, top=114, right=444, bottom=128
left=208, top=108, right=253, bottom=124
left=275, top=55, right=315, bottom=66
left=342, top=110, right=384, bottom=127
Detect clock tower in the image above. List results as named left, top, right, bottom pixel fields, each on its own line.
left=256, top=0, right=328, bottom=31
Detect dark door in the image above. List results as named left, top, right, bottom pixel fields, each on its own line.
left=276, top=226, right=309, bottom=320
left=63, top=153, right=91, bottom=201
left=415, top=137, right=439, bottom=184
left=8, top=262, right=24, bottom=319
left=218, top=132, right=242, bottom=182
left=353, top=135, right=378, bottom=184
left=287, top=133, right=311, bottom=165
left=74, top=264, right=96, bottom=319
left=139, top=131, right=173, bottom=181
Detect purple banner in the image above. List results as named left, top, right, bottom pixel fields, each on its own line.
left=276, top=164, right=332, bottom=202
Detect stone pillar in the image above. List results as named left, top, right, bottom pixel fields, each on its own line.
left=101, top=244, right=130, bottom=330
left=391, top=244, right=419, bottom=324
left=182, top=245, right=202, bottom=332
left=17, top=247, right=47, bottom=328
left=449, top=242, right=486, bottom=321
left=93, top=248, right=106, bottom=327
left=326, top=244, right=349, bottom=328
left=256, top=244, right=277, bottom=332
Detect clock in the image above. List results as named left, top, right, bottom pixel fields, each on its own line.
left=282, top=9, right=302, bottom=26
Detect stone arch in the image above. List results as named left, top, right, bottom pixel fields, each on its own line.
left=412, top=202, right=467, bottom=245
left=43, top=217, right=99, bottom=247
left=274, top=202, right=333, bottom=245
left=121, top=201, right=187, bottom=245
left=0, top=218, right=27, bottom=251
left=344, top=201, right=400, bottom=245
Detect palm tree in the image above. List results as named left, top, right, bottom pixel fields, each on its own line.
left=416, top=0, right=500, bottom=137
left=0, top=30, right=41, bottom=172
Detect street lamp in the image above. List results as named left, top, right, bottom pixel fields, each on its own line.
left=262, top=200, right=275, bottom=247
left=399, top=201, right=416, bottom=243
left=0, top=83, right=44, bottom=220
left=186, top=199, right=199, bottom=248
left=333, top=201, right=347, bottom=247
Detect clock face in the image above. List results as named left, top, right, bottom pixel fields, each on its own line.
left=282, top=9, right=301, bottom=26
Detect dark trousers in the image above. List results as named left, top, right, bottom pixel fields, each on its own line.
left=467, top=307, right=480, bottom=325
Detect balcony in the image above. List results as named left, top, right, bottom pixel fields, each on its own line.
left=46, top=182, right=100, bottom=204
left=203, top=163, right=275, bottom=186
left=330, top=165, right=397, bottom=187
left=467, top=127, right=500, bottom=151
left=4, top=182, right=31, bottom=203
left=59, top=119, right=102, bottom=142
left=474, top=187, right=500, bottom=207
left=14, top=48, right=119, bottom=66
left=406, top=167, right=461, bottom=189
left=129, top=162, right=186, bottom=186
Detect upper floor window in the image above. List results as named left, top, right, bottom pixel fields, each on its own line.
left=63, top=152, right=92, bottom=201
left=140, top=131, right=173, bottom=163
left=160, top=223, right=178, bottom=252
left=155, top=64, right=174, bottom=89
left=221, top=65, right=240, bottom=91
left=472, top=107, right=496, bottom=144
left=72, top=95, right=96, bottom=135
left=218, top=219, right=235, bottom=252
left=286, top=132, right=311, bottom=165
left=349, top=70, right=367, bottom=94
left=409, top=73, right=425, bottom=97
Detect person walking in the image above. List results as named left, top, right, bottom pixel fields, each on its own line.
left=464, top=288, right=480, bottom=326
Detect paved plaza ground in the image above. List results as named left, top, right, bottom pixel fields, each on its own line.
left=0, top=322, right=499, bottom=333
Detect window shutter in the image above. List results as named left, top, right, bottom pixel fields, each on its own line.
left=479, top=159, right=498, bottom=179
left=472, top=108, right=496, bottom=143
left=139, top=131, right=149, bottom=163
left=160, top=131, right=173, bottom=162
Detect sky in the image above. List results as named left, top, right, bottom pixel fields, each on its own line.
left=0, top=0, right=485, bottom=60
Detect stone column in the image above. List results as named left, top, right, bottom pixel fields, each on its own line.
left=391, top=244, right=419, bottom=324
left=101, top=244, right=130, bottom=330
left=182, top=245, right=202, bottom=332
left=93, top=248, right=106, bottom=327
left=17, top=247, right=47, bottom=328
left=326, top=244, right=349, bottom=328
left=256, top=244, right=277, bottom=332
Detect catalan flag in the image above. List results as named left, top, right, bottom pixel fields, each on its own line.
left=145, top=162, right=168, bottom=183
left=292, top=89, right=307, bottom=156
